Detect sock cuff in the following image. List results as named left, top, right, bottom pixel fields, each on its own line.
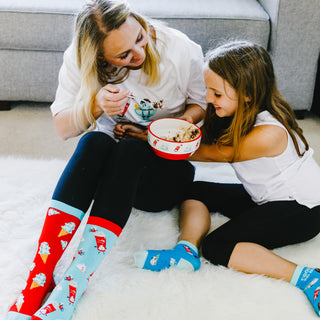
left=177, top=240, right=199, bottom=255
left=6, top=311, right=32, bottom=320
left=290, top=265, right=305, bottom=286
left=87, top=216, right=122, bottom=236
left=50, top=199, right=85, bottom=220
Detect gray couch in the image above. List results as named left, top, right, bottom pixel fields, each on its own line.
left=0, top=0, right=319, bottom=115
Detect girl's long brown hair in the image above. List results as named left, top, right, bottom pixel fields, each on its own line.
left=202, top=41, right=308, bottom=162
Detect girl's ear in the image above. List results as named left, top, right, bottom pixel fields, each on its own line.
left=244, top=96, right=251, bottom=102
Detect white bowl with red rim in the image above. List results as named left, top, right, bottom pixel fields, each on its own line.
left=148, top=118, right=202, bottom=160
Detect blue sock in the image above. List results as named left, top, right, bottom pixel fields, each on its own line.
left=134, top=240, right=200, bottom=272
left=291, top=265, right=320, bottom=317
left=31, top=217, right=122, bottom=320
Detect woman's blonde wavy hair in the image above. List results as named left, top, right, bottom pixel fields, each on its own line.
left=73, top=0, right=161, bottom=131
left=202, top=40, right=309, bottom=162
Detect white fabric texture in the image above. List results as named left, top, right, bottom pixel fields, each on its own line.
left=1, top=157, right=320, bottom=320
left=51, top=25, right=207, bottom=139
left=231, top=111, right=320, bottom=208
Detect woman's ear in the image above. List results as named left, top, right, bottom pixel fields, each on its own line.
left=244, top=96, right=251, bottom=102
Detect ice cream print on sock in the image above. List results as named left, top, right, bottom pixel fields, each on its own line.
left=14, top=294, right=24, bottom=312
left=91, top=228, right=107, bottom=253
left=30, top=273, right=46, bottom=290
left=61, top=240, right=68, bottom=250
left=31, top=217, right=122, bottom=320
left=294, top=267, right=320, bottom=316
left=37, top=302, right=64, bottom=317
left=38, top=242, right=50, bottom=264
left=134, top=240, right=201, bottom=272
left=58, top=222, right=76, bottom=237
left=6, top=200, right=84, bottom=320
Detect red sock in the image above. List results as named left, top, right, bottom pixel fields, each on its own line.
left=8, top=201, right=84, bottom=317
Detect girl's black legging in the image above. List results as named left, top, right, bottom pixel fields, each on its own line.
left=185, top=181, right=320, bottom=267
left=52, top=131, right=195, bottom=228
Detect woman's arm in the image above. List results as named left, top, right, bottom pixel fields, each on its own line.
left=54, top=84, right=130, bottom=140
left=189, top=125, right=288, bottom=162
left=53, top=109, right=84, bottom=140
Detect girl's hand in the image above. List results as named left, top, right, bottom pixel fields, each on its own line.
left=114, top=123, right=148, bottom=141
left=180, top=104, right=206, bottom=124
left=92, top=84, right=130, bottom=118
left=179, top=115, right=194, bottom=123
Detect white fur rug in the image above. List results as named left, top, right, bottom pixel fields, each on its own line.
left=1, top=157, right=320, bottom=320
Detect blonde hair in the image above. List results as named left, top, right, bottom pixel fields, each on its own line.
left=202, top=40, right=309, bottom=162
left=73, top=0, right=161, bottom=131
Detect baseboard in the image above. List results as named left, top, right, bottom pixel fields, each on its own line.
left=0, top=101, right=11, bottom=110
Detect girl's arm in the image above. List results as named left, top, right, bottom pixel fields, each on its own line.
left=189, top=124, right=288, bottom=162
left=180, top=104, right=206, bottom=124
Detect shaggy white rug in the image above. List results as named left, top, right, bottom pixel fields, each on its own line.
left=1, top=157, right=320, bottom=320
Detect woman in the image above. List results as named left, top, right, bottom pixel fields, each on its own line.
left=6, top=1, right=206, bottom=320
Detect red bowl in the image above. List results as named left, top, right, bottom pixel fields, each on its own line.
left=148, top=118, right=201, bottom=160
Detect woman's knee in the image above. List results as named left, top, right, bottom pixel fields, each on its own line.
left=77, top=132, right=116, bottom=158
left=115, top=139, right=153, bottom=169
left=117, top=138, right=151, bottom=157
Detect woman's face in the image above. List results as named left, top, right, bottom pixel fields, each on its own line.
left=102, top=16, right=148, bottom=68
left=203, top=66, right=238, bottom=118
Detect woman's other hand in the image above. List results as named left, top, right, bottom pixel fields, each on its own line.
left=114, top=123, right=148, bottom=141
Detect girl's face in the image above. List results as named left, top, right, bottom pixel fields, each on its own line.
left=102, top=16, right=148, bottom=68
left=203, top=66, right=238, bottom=118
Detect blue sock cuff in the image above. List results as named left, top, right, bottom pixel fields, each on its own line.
left=50, top=199, right=85, bottom=220
left=6, top=312, right=31, bottom=320
left=177, top=240, right=199, bottom=255
left=290, top=265, right=305, bottom=286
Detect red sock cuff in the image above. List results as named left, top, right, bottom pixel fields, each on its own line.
left=87, top=216, right=122, bottom=237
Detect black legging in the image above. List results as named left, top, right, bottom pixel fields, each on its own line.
left=185, top=181, right=320, bottom=267
left=52, top=131, right=195, bottom=228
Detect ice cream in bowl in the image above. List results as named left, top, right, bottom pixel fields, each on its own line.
left=148, top=118, right=201, bottom=160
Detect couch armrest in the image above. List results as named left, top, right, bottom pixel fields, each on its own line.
left=259, top=0, right=320, bottom=111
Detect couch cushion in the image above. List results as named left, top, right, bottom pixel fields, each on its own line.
left=0, top=0, right=86, bottom=52
left=132, top=0, right=270, bottom=52
left=0, top=0, right=269, bottom=53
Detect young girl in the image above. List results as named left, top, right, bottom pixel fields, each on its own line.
left=134, top=41, right=320, bottom=317
left=6, top=1, right=206, bottom=320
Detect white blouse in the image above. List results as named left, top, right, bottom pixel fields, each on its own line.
left=231, top=111, right=320, bottom=208
left=50, top=25, right=207, bottom=139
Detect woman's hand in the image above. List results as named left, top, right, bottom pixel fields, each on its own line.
left=114, top=123, right=148, bottom=141
left=92, top=84, right=130, bottom=118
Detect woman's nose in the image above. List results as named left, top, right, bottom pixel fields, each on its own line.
left=132, top=44, right=145, bottom=57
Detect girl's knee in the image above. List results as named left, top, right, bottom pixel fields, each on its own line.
left=184, top=181, right=209, bottom=201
